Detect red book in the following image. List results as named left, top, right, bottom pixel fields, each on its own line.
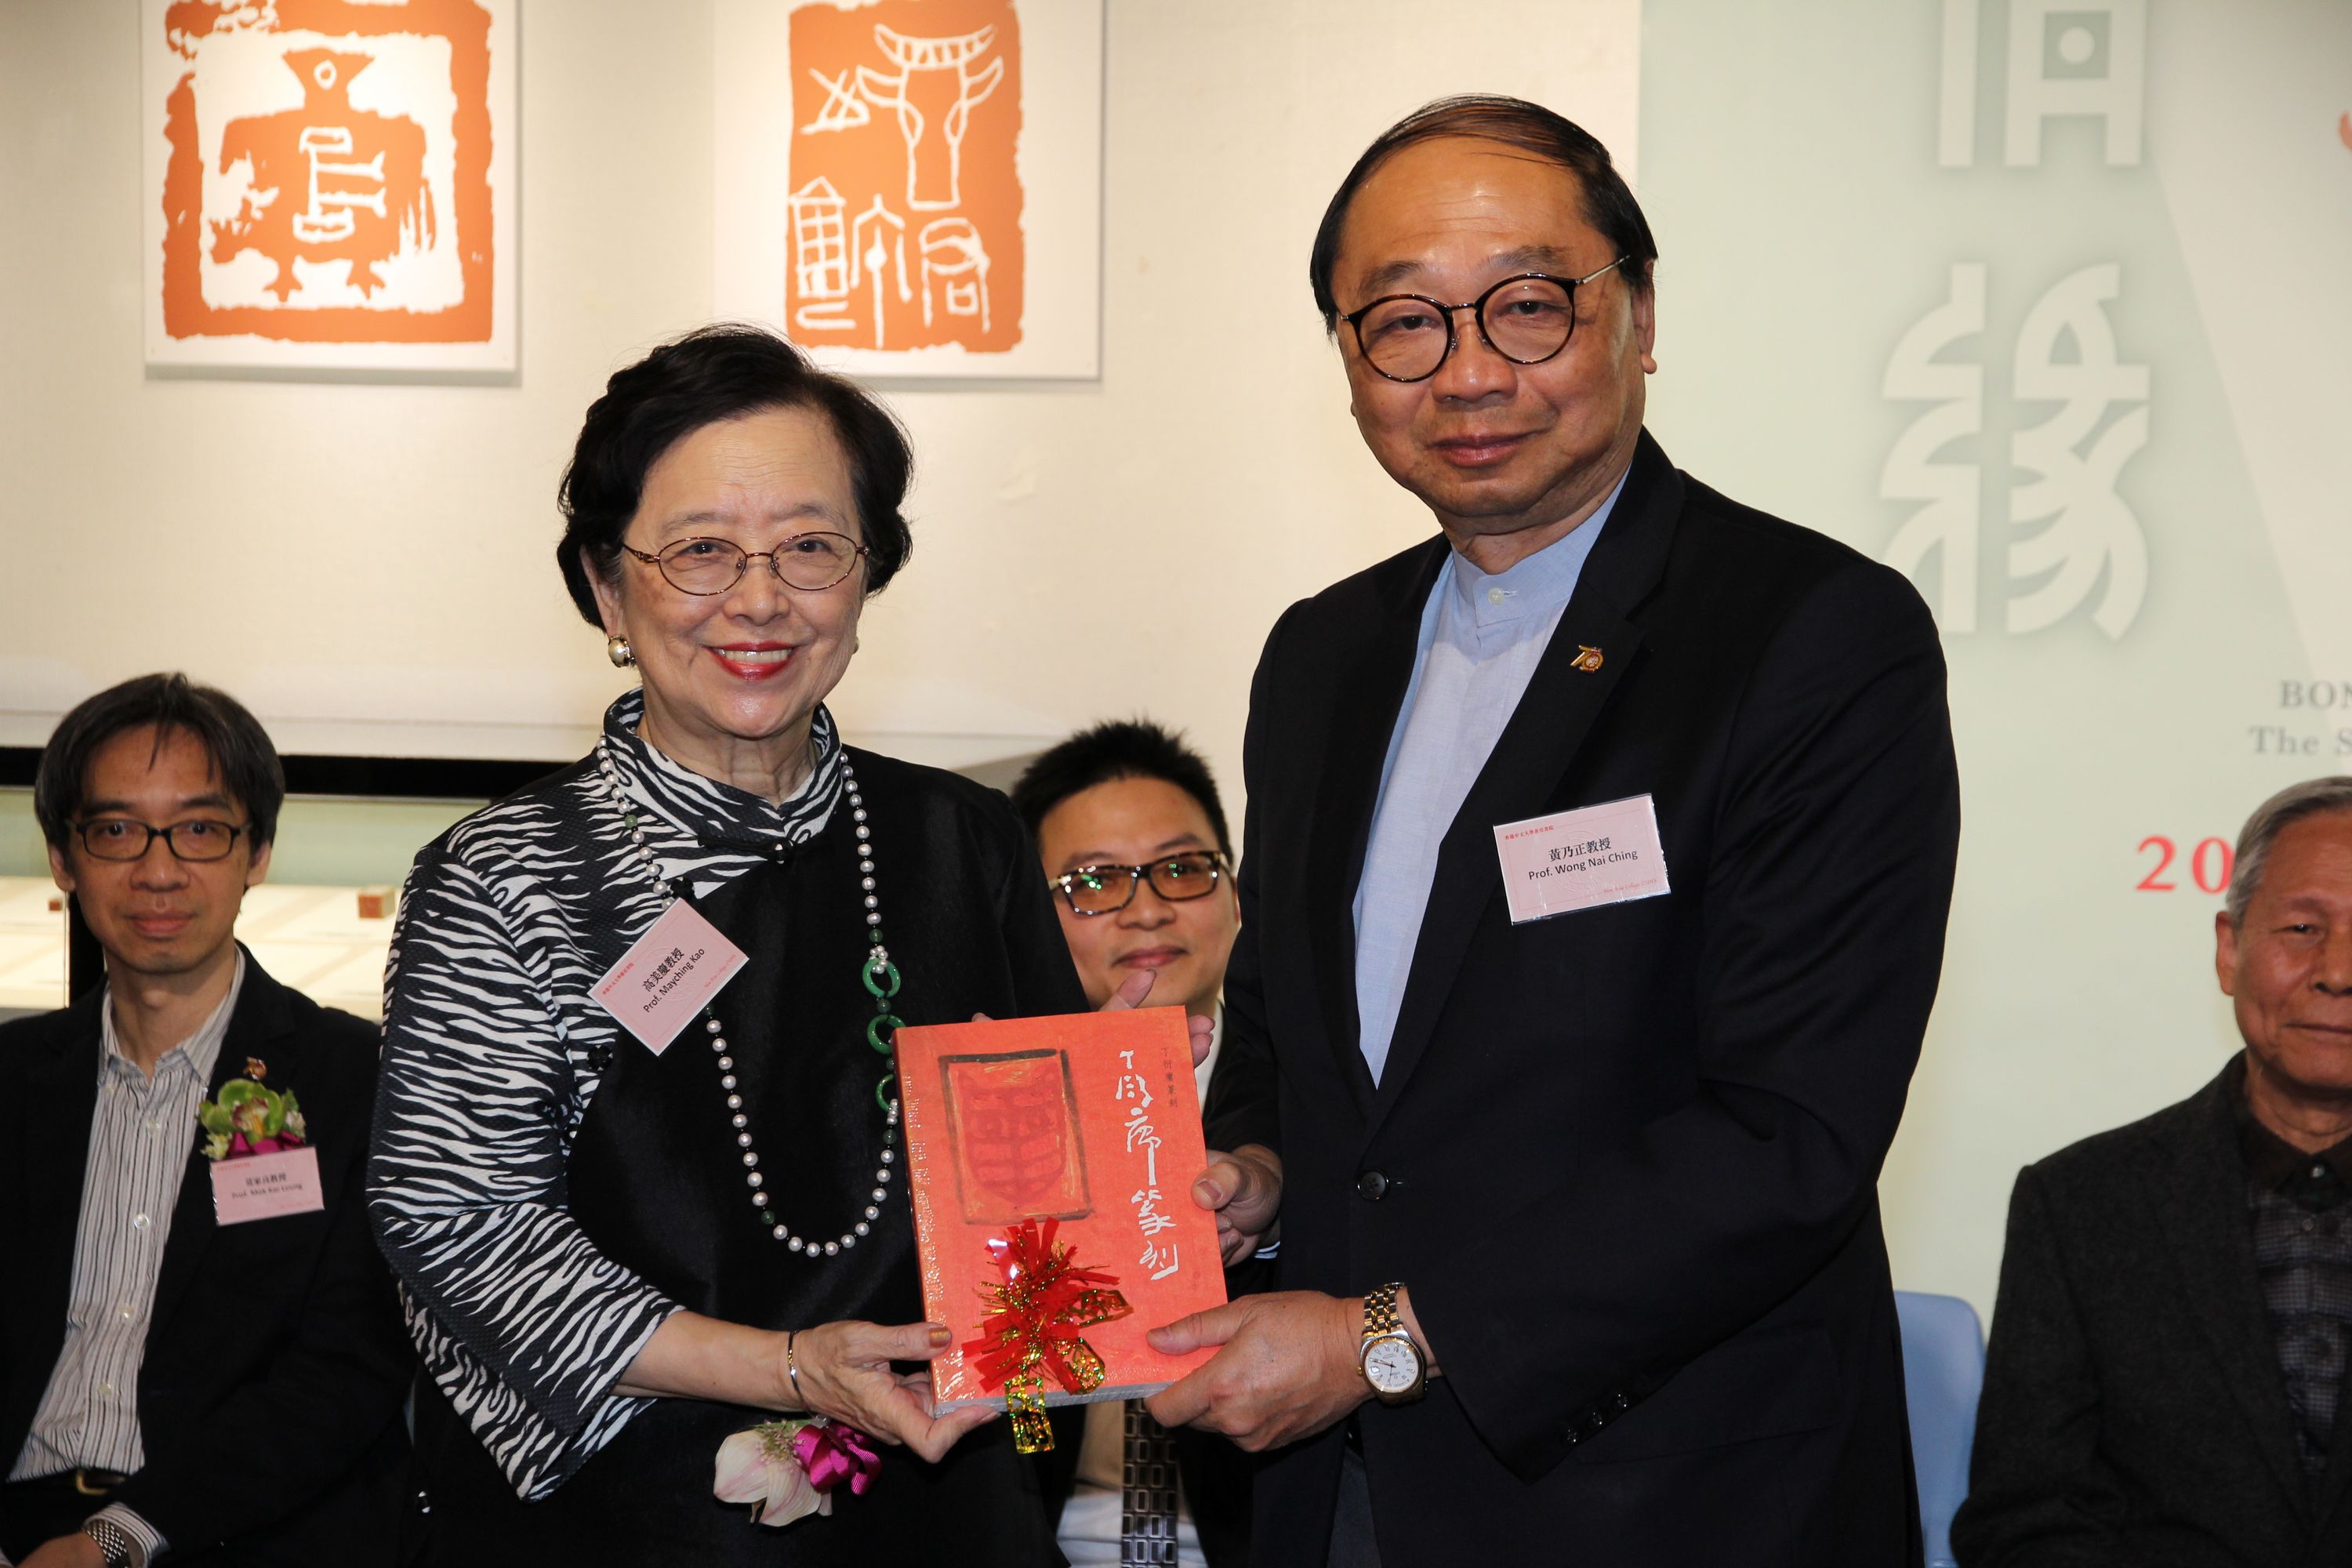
left=895, top=1007, right=1225, bottom=1414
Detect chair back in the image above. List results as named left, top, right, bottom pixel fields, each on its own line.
left=1895, top=1290, right=1985, bottom=1568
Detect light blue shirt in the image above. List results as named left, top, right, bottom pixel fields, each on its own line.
left=1350, top=474, right=1624, bottom=1083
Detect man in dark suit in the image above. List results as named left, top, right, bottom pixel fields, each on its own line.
left=1145, top=96, right=1960, bottom=1564
left=1953, top=779, right=2352, bottom=1566
left=0, top=675, right=410, bottom=1568
left=1011, top=719, right=1258, bottom=1568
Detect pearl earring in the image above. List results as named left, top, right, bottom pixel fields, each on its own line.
left=607, top=635, right=635, bottom=668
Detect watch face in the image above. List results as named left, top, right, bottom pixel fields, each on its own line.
left=1364, top=1336, right=1421, bottom=1393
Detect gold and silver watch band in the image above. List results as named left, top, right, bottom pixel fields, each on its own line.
left=1359, top=1280, right=1427, bottom=1404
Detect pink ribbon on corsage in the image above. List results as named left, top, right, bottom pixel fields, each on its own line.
left=792, top=1420, right=880, bottom=1496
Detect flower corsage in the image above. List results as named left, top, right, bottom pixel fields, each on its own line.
left=713, top=1417, right=881, bottom=1528
left=197, top=1057, right=307, bottom=1161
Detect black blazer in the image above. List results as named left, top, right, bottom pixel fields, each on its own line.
left=1952, top=1060, right=2352, bottom=1566
left=0, top=952, right=412, bottom=1566
left=1207, top=431, right=1959, bottom=1565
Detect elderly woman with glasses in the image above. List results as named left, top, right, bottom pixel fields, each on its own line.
left=368, top=327, right=1152, bottom=1563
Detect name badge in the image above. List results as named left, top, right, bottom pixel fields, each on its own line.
left=212, top=1146, right=325, bottom=1225
left=591, top=900, right=749, bottom=1054
left=1492, top=793, right=1671, bottom=924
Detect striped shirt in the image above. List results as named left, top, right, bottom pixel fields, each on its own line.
left=369, top=691, right=842, bottom=1501
left=8, top=952, right=246, bottom=1563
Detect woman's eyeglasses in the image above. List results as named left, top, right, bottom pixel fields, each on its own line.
left=622, top=532, right=868, bottom=595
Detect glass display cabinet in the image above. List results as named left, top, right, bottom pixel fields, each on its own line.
left=0, top=737, right=1043, bottom=1026
left=0, top=753, right=549, bottom=1024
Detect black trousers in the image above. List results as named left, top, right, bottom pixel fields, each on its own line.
left=1326, top=1445, right=1383, bottom=1568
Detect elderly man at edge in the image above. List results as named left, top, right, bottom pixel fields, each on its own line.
left=1955, top=778, right=2352, bottom=1566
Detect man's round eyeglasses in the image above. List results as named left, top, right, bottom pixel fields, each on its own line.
left=622, top=532, right=869, bottom=596
left=1339, top=258, right=1630, bottom=383
left=1051, top=851, right=1229, bottom=916
left=72, top=818, right=249, bottom=862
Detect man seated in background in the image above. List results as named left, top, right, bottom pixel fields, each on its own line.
left=1010, top=719, right=1252, bottom=1568
left=0, top=675, right=411, bottom=1568
left=1955, top=778, right=2352, bottom=1565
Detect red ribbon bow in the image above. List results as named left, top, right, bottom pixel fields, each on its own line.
left=962, top=1218, right=1131, bottom=1454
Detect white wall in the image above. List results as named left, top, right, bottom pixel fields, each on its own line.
left=0, top=0, right=1638, bottom=782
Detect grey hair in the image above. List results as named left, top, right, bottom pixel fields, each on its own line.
left=2226, top=776, right=2352, bottom=927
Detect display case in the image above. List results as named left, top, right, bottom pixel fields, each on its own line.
left=0, top=739, right=1043, bottom=1025
left=0, top=753, right=550, bottom=1024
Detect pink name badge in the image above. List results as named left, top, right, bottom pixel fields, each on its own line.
left=1492, top=793, right=1672, bottom=925
left=590, top=899, right=749, bottom=1055
left=211, top=1146, right=325, bottom=1225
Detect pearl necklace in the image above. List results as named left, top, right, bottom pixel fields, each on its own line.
left=595, top=741, right=900, bottom=1260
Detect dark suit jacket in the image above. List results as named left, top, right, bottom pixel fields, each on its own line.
left=1951, top=1059, right=2352, bottom=1566
left=0, top=952, right=412, bottom=1566
left=1206, top=430, right=1959, bottom=1566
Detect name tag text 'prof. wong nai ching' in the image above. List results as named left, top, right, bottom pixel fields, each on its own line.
left=1492, top=793, right=1671, bottom=924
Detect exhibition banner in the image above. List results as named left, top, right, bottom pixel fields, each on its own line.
left=1639, top=0, right=2352, bottom=1310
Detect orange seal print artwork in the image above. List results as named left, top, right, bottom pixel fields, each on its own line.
left=145, top=0, right=517, bottom=372
left=784, top=0, right=1025, bottom=354
left=940, top=1048, right=1091, bottom=1225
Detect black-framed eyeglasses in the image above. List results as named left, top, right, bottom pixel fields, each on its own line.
left=622, top=532, right=869, bottom=595
left=72, top=818, right=249, bottom=863
left=1051, top=851, right=1229, bottom=916
left=1339, top=258, right=1630, bottom=383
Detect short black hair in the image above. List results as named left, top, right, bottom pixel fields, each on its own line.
left=34, top=673, right=286, bottom=852
left=1009, top=719, right=1231, bottom=856
left=557, top=324, right=916, bottom=626
left=1308, top=94, right=1658, bottom=331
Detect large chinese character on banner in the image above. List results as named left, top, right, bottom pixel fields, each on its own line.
left=714, top=0, right=1103, bottom=379
left=143, top=0, right=517, bottom=375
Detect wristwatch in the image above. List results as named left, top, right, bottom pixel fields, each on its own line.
left=1358, top=1282, right=1427, bottom=1404
left=81, top=1515, right=136, bottom=1568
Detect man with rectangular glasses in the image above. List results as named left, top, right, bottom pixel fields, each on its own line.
left=1010, top=719, right=1257, bottom=1568
left=1142, top=96, right=1961, bottom=1565
left=0, top=675, right=410, bottom=1568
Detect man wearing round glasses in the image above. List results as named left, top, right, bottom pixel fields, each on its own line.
left=0, top=675, right=409, bottom=1568
left=1144, top=97, right=1961, bottom=1565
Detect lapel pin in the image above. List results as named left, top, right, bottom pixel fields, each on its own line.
left=1571, top=646, right=1604, bottom=673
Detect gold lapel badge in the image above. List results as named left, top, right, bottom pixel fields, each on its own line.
left=1570, top=646, right=1605, bottom=673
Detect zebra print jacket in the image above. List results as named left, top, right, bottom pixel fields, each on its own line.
left=367, top=691, right=844, bottom=1500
